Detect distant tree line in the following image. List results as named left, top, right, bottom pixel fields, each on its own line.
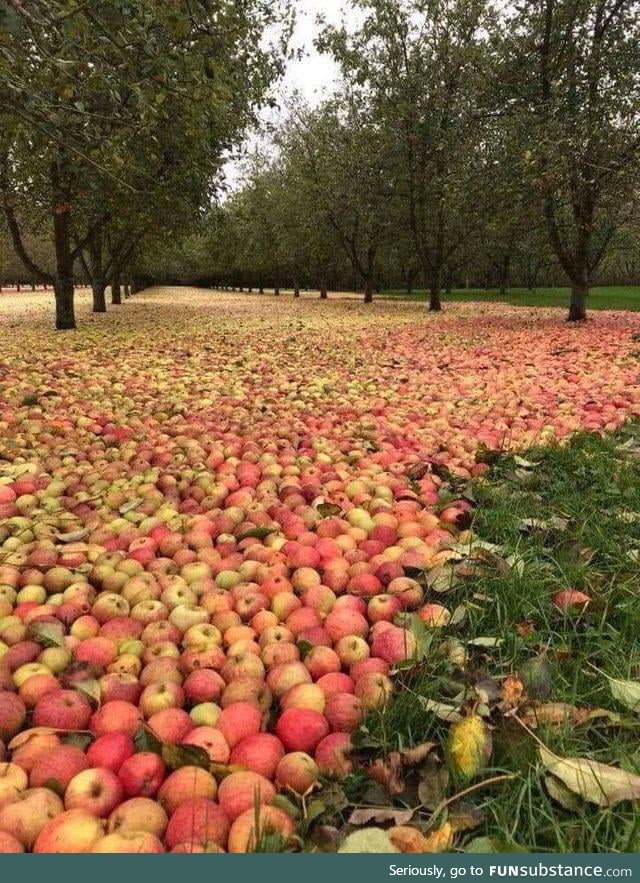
left=144, top=0, right=640, bottom=322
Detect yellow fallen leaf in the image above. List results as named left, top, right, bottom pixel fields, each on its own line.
left=448, top=715, right=492, bottom=778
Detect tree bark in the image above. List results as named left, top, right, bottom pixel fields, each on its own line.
left=568, top=284, right=588, bottom=321
left=92, top=280, right=107, bottom=313
left=294, top=279, right=300, bottom=298
left=363, top=277, right=373, bottom=303
left=51, top=162, right=77, bottom=330
left=111, top=275, right=122, bottom=305
left=54, top=278, right=76, bottom=330
left=319, top=276, right=328, bottom=299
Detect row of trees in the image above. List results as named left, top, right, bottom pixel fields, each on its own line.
left=0, top=0, right=290, bottom=328
left=176, top=0, right=640, bottom=321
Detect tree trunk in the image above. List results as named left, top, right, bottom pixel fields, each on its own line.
left=429, top=282, right=442, bottom=311
left=428, top=265, right=443, bottom=311
left=568, top=284, right=588, bottom=321
left=259, top=284, right=264, bottom=294
left=92, top=280, right=107, bottom=313
left=31, top=281, right=36, bottom=291
left=124, top=283, right=131, bottom=298
left=319, top=276, right=328, bottom=299
left=54, top=278, right=76, bottom=330
left=111, top=276, right=122, bottom=305
left=498, top=254, right=510, bottom=296
left=363, top=278, right=373, bottom=303
left=294, top=280, right=300, bottom=298
left=16, top=282, right=21, bottom=292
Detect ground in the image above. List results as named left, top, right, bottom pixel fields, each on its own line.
left=0, top=288, right=639, bottom=854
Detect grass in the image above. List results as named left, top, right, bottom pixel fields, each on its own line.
left=381, top=286, right=640, bottom=311
left=349, top=425, right=640, bottom=853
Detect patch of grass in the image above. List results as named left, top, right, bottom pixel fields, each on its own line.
left=357, top=424, right=640, bottom=852
left=382, top=285, right=640, bottom=311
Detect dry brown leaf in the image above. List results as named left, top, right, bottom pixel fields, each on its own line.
left=388, top=826, right=428, bottom=853
left=539, top=745, right=640, bottom=807
left=349, top=807, right=414, bottom=827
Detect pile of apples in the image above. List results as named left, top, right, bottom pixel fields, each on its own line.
left=0, top=291, right=639, bottom=853
left=0, top=452, right=465, bottom=853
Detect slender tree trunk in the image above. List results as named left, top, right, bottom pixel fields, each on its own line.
left=294, top=279, right=300, bottom=298
left=111, top=275, right=122, bottom=305
left=92, top=279, right=107, bottom=313
left=568, top=284, right=588, bottom=321
left=319, top=276, right=328, bottom=299
left=363, top=277, right=373, bottom=303
left=54, top=278, right=75, bottom=330
left=498, top=254, right=510, bottom=296
left=259, top=284, right=264, bottom=294
left=51, top=163, right=76, bottom=330
left=124, top=282, right=131, bottom=298
left=17, top=282, right=21, bottom=292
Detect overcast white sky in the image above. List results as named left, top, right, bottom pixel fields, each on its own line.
left=281, top=0, right=345, bottom=101
left=224, top=0, right=348, bottom=189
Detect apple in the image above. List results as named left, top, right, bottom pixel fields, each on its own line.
left=0, top=786, right=64, bottom=848
left=30, top=744, right=89, bottom=791
left=91, top=831, right=164, bottom=853
left=229, top=733, right=284, bottom=779
left=217, top=770, right=275, bottom=821
left=275, top=752, right=319, bottom=794
left=0, top=830, right=23, bottom=853
left=325, top=692, right=363, bottom=731
left=370, top=625, right=417, bottom=663
left=65, top=767, right=123, bottom=817
left=0, top=692, right=26, bottom=741
left=33, top=809, right=105, bottom=853
left=0, top=762, right=28, bottom=810
left=275, top=708, right=329, bottom=753
left=281, top=683, right=326, bottom=714
left=217, top=701, right=262, bottom=749
left=227, top=805, right=293, bottom=853
left=182, top=726, right=230, bottom=763
left=335, top=634, right=370, bottom=666
left=90, top=700, right=142, bottom=737
left=139, top=681, right=185, bottom=718
left=315, top=732, right=353, bottom=776
left=86, top=733, right=134, bottom=772
left=354, top=672, right=393, bottom=709
left=32, top=689, right=92, bottom=729
left=118, top=752, right=166, bottom=798
left=107, top=795, right=168, bottom=837
left=164, top=797, right=230, bottom=850
left=157, top=766, right=218, bottom=816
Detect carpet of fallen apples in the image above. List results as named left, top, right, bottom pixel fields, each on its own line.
left=0, top=287, right=639, bottom=854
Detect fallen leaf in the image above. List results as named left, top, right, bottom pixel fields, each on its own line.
left=448, top=715, right=492, bottom=779
left=388, top=826, right=428, bottom=853
left=417, top=697, right=463, bottom=722
left=605, top=675, right=640, bottom=713
left=349, top=807, right=414, bottom=826
left=338, top=828, right=399, bottom=853
left=544, top=774, right=583, bottom=811
left=422, top=822, right=454, bottom=853
left=523, top=702, right=578, bottom=726
left=539, top=745, right=640, bottom=806
left=54, top=527, right=90, bottom=542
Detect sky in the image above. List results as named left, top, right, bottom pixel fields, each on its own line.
left=224, top=0, right=348, bottom=190
left=280, top=0, right=345, bottom=102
